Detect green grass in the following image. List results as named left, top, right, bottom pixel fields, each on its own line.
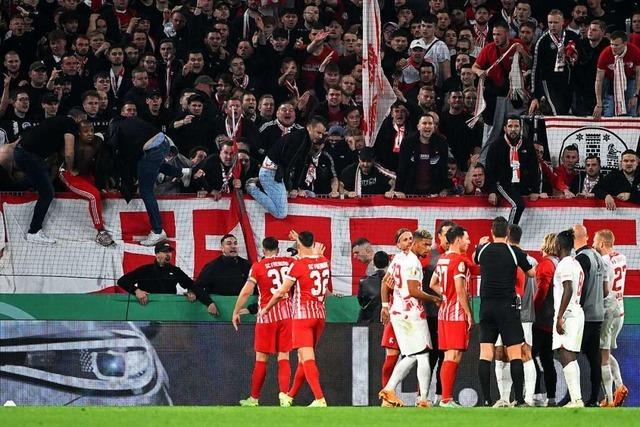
left=2, top=407, right=639, bottom=427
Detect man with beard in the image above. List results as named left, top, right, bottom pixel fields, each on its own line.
left=192, top=140, right=239, bottom=200
left=168, top=93, right=215, bottom=154
left=340, top=148, right=394, bottom=197
left=439, top=90, right=482, bottom=171
left=374, top=102, right=409, bottom=173
left=594, top=150, right=640, bottom=210
left=212, top=97, right=262, bottom=155
left=485, top=116, right=538, bottom=224
left=573, top=20, right=608, bottom=116
left=258, top=103, right=303, bottom=161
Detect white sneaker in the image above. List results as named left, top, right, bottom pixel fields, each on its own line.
left=26, top=230, right=56, bottom=245
left=492, top=399, right=512, bottom=408
left=96, top=230, right=115, bottom=247
left=140, top=230, right=167, bottom=246
left=279, top=392, right=293, bottom=407
left=564, top=400, right=584, bottom=408
left=181, top=168, right=192, bottom=187
left=307, top=398, right=327, bottom=407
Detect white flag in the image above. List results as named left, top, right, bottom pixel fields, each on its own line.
left=362, top=0, right=397, bottom=147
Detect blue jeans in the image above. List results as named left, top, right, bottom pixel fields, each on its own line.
left=603, top=78, right=639, bottom=117
left=246, top=167, right=288, bottom=219
left=13, top=146, right=54, bottom=234
left=137, top=137, right=170, bottom=233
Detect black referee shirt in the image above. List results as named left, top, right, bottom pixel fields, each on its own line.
left=474, top=242, right=532, bottom=299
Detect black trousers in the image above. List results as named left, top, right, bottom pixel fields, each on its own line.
left=581, top=321, right=603, bottom=402
left=496, top=183, right=526, bottom=224
left=532, top=326, right=556, bottom=398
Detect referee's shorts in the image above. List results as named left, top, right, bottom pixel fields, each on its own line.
left=479, top=297, right=524, bottom=347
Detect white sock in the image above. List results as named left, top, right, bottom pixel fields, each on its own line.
left=502, top=362, right=512, bottom=402
left=601, top=364, right=614, bottom=402
left=495, top=361, right=504, bottom=400
left=415, top=353, right=431, bottom=401
left=524, top=360, right=537, bottom=403
left=563, top=361, right=582, bottom=403
left=385, top=355, right=416, bottom=391
left=609, top=355, right=623, bottom=389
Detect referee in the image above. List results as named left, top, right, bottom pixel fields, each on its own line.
left=474, top=216, right=536, bottom=406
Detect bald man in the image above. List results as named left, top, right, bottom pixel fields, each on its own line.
left=566, top=224, right=607, bottom=406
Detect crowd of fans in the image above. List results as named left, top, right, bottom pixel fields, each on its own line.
left=1, top=0, right=640, bottom=244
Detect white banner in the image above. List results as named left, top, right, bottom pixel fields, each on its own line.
left=544, top=116, right=640, bottom=169
left=362, top=0, right=397, bottom=146
left=1, top=196, right=639, bottom=296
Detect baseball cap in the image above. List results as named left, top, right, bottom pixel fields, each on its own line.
left=358, top=147, right=375, bottom=161
left=146, top=89, right=162, bottom=99
left=41, top=92, right=60, bottom=104
left=328, top=125, right=346, bottom=137
left=29, top=61, right=47, bottom=72
left=409, top=39, right=428, bottom=51
left=154, top=242, right=175, bottom=253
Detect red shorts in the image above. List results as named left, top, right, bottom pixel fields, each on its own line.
left=291, top=318, right=325, bottom=349
left=254, top=319, right=292, bottom=354
left=381, top=322, right=399, bottom=350
left=438, top=319, right=470, bottom=351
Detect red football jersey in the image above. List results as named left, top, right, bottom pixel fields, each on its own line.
left=249, top=256, right=293, bottom=323
left=285, top=255, right=332, bottom=319
left=435, top=251, right=472, bottom=321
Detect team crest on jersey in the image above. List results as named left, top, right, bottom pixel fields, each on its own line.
left=458, top=262, right=466, bottom=273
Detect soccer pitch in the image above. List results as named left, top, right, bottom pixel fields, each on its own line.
left=2, top=407, right=639, bottom=427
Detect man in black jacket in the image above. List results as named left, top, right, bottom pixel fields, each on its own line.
left=193, top=234, right=251, bottom=316
left=246, top=116, right=327, bottom=219
left=485, top=115, right=539, bottom=224
left=395, top=114, right=450, bottom=196
left=594, top=150, right=640, bottom=210
left=117, top=242, right=195, bottom=305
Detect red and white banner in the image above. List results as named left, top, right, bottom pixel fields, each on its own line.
left=544, top=116, right=640, bottom=169
left=1, top=195, right=639, bottom=297
left=362, top=0, right=397, bottom=146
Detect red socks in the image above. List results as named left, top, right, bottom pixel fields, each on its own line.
left=382, top=354, right=399, bottom=387
left=303, top=359, right=324, bottom=400
left=250, top=360, right=267, bottom=399
left=288, top=363, right=306, bottom=397
left=440, top=360, right=459, bottom=402
left=277, top=359, right=291, bottom=393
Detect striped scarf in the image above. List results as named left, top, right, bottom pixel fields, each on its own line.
left=508, top=51, right=527, bottom=101
left=506, top=135, right=523, bottom=184
left=467, top=43, right=519, bottom=128
left=549, top=31, right=566, bottom=72
left=613, top=46, right=628, bottom=116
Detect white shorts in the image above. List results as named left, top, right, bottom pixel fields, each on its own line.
left=600, top=314, right=624, bottom=350
left=552, top=308, right=584, bottom=352
left=495, top=322, right=533, bottom=347
left=390, top=315, right=432, bottom=356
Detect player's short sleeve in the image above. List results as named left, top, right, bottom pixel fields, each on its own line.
left=452, top=255, right=469, bottom=279
left=557, top=259, right=575, bottom=283
left=403, top=257, right=423, bottom=281
left=284, top=260, right=303, bottom=282
left=515, top=247, right=533, bottom=271
left=248, top=262, right=262, bottom=283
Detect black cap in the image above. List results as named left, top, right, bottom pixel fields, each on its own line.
left=146, top=89, right=162, bottom=99
left=154, top=242, right=175, bottom=253
left=358, top=147, right=375, bottom=161
left=41, top=92, right=60, bottom=104
left=29, top=61, right=47, bottom=72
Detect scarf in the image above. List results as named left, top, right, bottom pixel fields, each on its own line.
left=354, top=163, right=396, bottom=196
left=220, top=163, right=233, bottom=193
left=243, top=10, right=251, bottom=39
left=393, top=123, right=405, bottom=153
left=508, top=51, right=527, bottom=101
left=225, top=116, right=242, bottom=141
left=467, top=42, right=519, bottom=128
left=506, top=135, right=523, bottom=184
left=284, top=79, right=300, bottom=98
left=276, top=120, right=293, bottom=135
left=474, top=23, right=488, bottom=50
left=233, top=74, right=249, bottom=89
left=613, top=46, right=628, bottom=116
left=110, top=68, right=124, bottom=98
left=304, top=153, right=320, bottom=187
left=549, top=31, right=566, bottom=72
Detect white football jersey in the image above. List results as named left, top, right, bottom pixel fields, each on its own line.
left=553, top=256, right=584, bottom=315
left=603, top=251, right=627, bottom=315
left=389, top=251, right=425, bottom=320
